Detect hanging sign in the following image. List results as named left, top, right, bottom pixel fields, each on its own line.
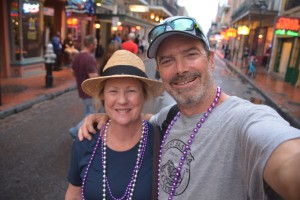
left=275, top=17, right=300, bottom=36
left=23, top=2, right=40, bottom=14
left=112, top=16, right=119, bottom=27
left=237, top=26, right=249, bottom=35
left=226, top=28, right=237, bottom=38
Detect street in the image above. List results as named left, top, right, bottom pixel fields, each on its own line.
left=0, top=55, right=268, bottom=200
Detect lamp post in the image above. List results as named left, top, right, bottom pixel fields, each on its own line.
left=256, top=0, right=268, bottom=65
left=258, top=0, right=268, bottom=38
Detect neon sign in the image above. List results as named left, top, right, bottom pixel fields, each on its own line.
left=276, top=17, right=299, bottom=31
left=275, top=29, right=299, bottom=37
left=23, top=3, right=40, bottom=13
left=67, top=18, right=79, bottom=27
left=275, top=17, right=300, bottom=36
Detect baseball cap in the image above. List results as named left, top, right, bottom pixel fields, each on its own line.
left=147, top=16, right=210, bottom=58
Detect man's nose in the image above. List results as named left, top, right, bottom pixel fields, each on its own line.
left=175, top=58, right=186, bottom=74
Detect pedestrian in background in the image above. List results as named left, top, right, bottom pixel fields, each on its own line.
left=69, top=35, right=99, bottom=138
left=79, top=16, right=300, bottom=200
left=242, top=46, right=249, bottom=68
left=63, top=33, right=79, bottom=64
left=51, top=31, right=62, bottom=71
left=65, top=50, right=165, bottom=200
left=139, top=36, right=147, bottom=54
left=121, top=32, right=138, bottom=54
left=98, top=41, right=121, bottom=75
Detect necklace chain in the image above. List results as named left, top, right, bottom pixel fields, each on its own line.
left=157, top=87, right=221, bottom=199
left=81, top=120, right=148, bottom=200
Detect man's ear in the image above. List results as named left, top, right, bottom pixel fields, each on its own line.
left=209, top=51, right=215, bottom=71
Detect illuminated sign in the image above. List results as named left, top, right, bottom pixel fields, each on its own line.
left=275, top=17, right=300, bottom=37
left=275, top=17, right=299, bottom=31
left=237, top=26, right=249, bottom=35
left=67, top=18, right=79, bottom=26
left=275, top=29, right=299, bottom=37
left=23, top=2, right=40, bottom=13
left=129, top=5, right=149, bottom=12
left=10, top=2, right=19, bottom=17
left=226, top=28, right=237, bottom=38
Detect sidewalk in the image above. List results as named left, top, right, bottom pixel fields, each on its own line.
left=1, top=52, right=300, bottom=128
left=215, top=49, right=300, bottom=128
left=0, top=53, right=149, bottom=119
left=0, top=67, right=76, bottom=119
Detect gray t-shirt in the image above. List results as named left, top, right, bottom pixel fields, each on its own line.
left=150, top=96, right=300, bottom=200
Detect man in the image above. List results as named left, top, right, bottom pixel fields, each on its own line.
left=69, top=35, right=99, bottom=138
left=121, top=32, right=138, bottom=54
left=51, top=32, right=62, bottom=71
left=78, top=17, right=300, bottom=199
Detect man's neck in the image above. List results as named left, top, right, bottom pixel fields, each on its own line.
left=179, top=92, right=228, bottom=116
left=81, top=48, right=91, bottom=53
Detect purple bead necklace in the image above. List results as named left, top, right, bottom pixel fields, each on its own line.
left=157, top=86, right=221, bottom=200
left=81, top=120, right=148, bottom=200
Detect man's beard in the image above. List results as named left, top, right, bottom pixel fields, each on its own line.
left=165, top=70, right=214, bottom=107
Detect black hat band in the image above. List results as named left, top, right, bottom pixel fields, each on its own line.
left=102, top=65, right=148, bottom=78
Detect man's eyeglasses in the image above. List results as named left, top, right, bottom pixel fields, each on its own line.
left=148, top=17, right=203, bottom=44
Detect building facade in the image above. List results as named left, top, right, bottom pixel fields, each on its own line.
left=0, top=0, right=183, bottom=78
left=269, top=0, right=300, bottom=85
left=209, top=0, right=299, bottom=86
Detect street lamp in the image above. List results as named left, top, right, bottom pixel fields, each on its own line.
left=258, top=0, right=268, bottom=38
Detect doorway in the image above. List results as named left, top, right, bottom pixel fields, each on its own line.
left=278, top=40, right=292, bottom=75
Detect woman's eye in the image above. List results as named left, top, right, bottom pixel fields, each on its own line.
left=128, top=89, right=137, bottom=93
left=108, top=90, right=117, bottom=93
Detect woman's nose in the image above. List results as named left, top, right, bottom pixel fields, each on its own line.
left=116, top=92, right=128, bottom=104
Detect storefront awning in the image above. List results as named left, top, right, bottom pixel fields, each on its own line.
left=148, top=5, right=173, bottom=17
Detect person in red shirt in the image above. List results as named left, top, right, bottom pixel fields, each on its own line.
left=121, top=32, right=138, bottom=54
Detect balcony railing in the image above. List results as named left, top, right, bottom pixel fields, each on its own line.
left=285, top=0, right=300, bottom=10
left=149, top=0, right=178, bottom=16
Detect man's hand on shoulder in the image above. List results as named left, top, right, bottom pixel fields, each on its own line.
left=78, top=113, right=109, bottom=141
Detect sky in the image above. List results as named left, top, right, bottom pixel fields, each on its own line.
left=177, top=0, right=224, bottom=34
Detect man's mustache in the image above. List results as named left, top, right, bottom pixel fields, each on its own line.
left=169, top=72, right=201, bottom=84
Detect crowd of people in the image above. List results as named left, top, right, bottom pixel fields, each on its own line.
left=63, top=16, right=300, bottom=200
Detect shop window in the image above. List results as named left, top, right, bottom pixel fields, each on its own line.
left=9, top=0, right=42, bottom=61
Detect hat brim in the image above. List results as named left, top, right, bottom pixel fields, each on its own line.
left=82, top=75, right=165, bottom=98
left=147, top=31, right=207, bottom=58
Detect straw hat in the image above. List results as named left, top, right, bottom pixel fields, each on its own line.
left=82, top=50, right=165, bottom=98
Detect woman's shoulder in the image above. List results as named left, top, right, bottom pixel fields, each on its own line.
left=74, top=130, right=101, bottom=151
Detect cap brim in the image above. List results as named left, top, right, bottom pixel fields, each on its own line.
left=147, top=31, right=206, bottom=58
left=82, top=75, right=165, bottom=98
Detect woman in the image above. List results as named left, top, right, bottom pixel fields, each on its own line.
left=65, top=50, right=164, bottom=200
left=63, top=33, right=79, bottom=62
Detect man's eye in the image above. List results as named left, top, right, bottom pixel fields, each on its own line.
left=160, top=59, right=171, bottom=65
left=187, top=52, right=198, bottom=57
